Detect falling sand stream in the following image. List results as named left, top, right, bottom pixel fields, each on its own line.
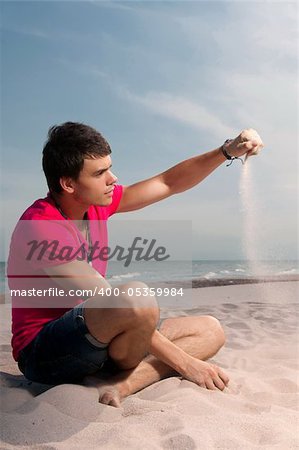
left=239, top=154, right=273, bottom=301
left=240, top=157, right=269, bottom=300
left=239, top=155, right=262, bottom=274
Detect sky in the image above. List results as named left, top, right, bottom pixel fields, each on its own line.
left=1, top=0, right=298, bottom=261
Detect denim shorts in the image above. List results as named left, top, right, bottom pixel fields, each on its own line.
left=17, top=303, right=110, bottom=385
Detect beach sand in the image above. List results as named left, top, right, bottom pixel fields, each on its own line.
left=1, top=281, right=298, bottom=449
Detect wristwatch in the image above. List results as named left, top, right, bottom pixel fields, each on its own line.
left=221, top=138, right=244, bottom=167
left=221, top=139, right=234, bottom=160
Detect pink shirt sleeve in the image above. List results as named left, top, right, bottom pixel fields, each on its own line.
left=8, top=220, right=85, bottom=273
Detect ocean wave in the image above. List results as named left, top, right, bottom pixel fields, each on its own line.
left=277, top=268, right=299, bottom=275
left=203, top=272, right=217, bottom=279
left=108, top=272, right=141, bottom=280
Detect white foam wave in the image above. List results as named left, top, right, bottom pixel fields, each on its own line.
left=277, top=268, right=298, bottom=275
left=203, top=272, right=216, bottom=279
left=108, top=272, right=141, bottom=280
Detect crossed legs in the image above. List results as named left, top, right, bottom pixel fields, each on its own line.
left=82, top=282, right=227, bottom=406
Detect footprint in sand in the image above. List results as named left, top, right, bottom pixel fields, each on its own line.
left=226, top=322, right=251, bottom=330
left=221, top=303, right=239, bottom=311
left=0, top=344, right=11, bottom=352
left=162, top=433, right=196, bottom=450
left=225, top=340, right=251, bottom=350
left=268, top=378, right=298, bottom=393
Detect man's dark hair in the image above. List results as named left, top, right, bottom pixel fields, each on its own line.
left=42, top=122, right=112, bottom=194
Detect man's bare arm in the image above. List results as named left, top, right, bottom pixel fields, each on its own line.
left=149, top=330, right=229, bottom=390
left=116, top=128, right=264, bottom=213
left=44, top=260, right=111, bottom=299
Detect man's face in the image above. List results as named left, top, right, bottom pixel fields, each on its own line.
left=72, top=155, right=118, bottom=207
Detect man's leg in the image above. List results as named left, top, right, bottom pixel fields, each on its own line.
left=84, top=315, right=227, bottom=406
left=83, top=281, right=160, bottom=370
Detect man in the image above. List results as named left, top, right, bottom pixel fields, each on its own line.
left=8, top=122, right=263, bottom=407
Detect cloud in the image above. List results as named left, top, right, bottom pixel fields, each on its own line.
left=88, top=1, right=138, bottom=13
left=2, top=22, right=96, bottom=46
left=120, top=88, right=238, bottom=139
left=1, top=25, right=51, bottom=40
left=248, top=2, right=297, bottom=61
left=56, top=58, right=109, bottom=80
left=175, top=2, right=297, bottom=67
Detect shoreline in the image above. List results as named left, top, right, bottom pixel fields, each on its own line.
left=192, top=273, right=299, bottom=287
left=151, top=273, right=299, bottom=289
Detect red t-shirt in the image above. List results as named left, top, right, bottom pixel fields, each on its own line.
left=7, top=185, right=123, bottom=361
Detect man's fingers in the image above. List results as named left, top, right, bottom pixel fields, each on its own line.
left=218, top=368, right=230, bottom=386
left=240, top=128, right=262, bottom=142
left=228, top=129, right=264, bottom=158
left=240, top=141, right=258, bottom=151
left=239, top=141, right=263, bottom=158
left=248, top=150, right=260, bottom=157
left=213, top=376, right=226, bottom=391
left=206, top=375, right=226, bottom=391
left=205, top=379, right=217, bottom=390
left=239, top=129, right=264, bottom=149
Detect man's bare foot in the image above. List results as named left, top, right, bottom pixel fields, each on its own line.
left=83, top=374, right=129, bottom=407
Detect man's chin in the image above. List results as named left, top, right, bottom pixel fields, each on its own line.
left=95, top=197, right=113, bottom=206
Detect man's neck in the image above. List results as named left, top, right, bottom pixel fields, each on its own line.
left=51, top=193, right=88, bottom=221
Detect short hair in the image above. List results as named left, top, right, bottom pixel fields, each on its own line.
left=42, top=122, right=112, bottom=194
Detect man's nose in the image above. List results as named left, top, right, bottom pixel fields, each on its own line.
left=108, top=170, right=118, bottom=184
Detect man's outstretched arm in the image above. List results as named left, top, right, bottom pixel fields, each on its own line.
left=116, top=128, right=264, bottom=213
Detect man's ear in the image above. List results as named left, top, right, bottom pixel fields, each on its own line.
left=59, top=177, right=75, bottom=194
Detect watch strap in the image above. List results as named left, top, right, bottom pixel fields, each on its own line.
left=221, top=139, right=234, bottom=160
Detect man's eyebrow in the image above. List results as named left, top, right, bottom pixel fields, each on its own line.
left=93, top=164, right=112, bottom=175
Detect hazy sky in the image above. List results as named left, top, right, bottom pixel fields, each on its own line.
left=1, top=1, right=298, bottom=260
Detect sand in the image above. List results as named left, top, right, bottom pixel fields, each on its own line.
left=1, top=281, right=298, bottom=449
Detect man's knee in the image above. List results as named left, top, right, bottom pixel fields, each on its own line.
left=84, top=281, right=159, bottom=340
left=205, top=315, right=226, bottom=348
left=120, top=281, right=160, bottom=330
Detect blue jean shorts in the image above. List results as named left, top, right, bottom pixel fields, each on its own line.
left=17, top=303, right=110, bottom=385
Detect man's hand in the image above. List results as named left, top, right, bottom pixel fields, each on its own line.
left=182, top=357, right=229, bottom=391
left=150, top=330, right=229, bottom=392
left=226, top=128, right=264, bottom=159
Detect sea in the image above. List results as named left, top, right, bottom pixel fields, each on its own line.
left=1, top=260, right=298, bottom=294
